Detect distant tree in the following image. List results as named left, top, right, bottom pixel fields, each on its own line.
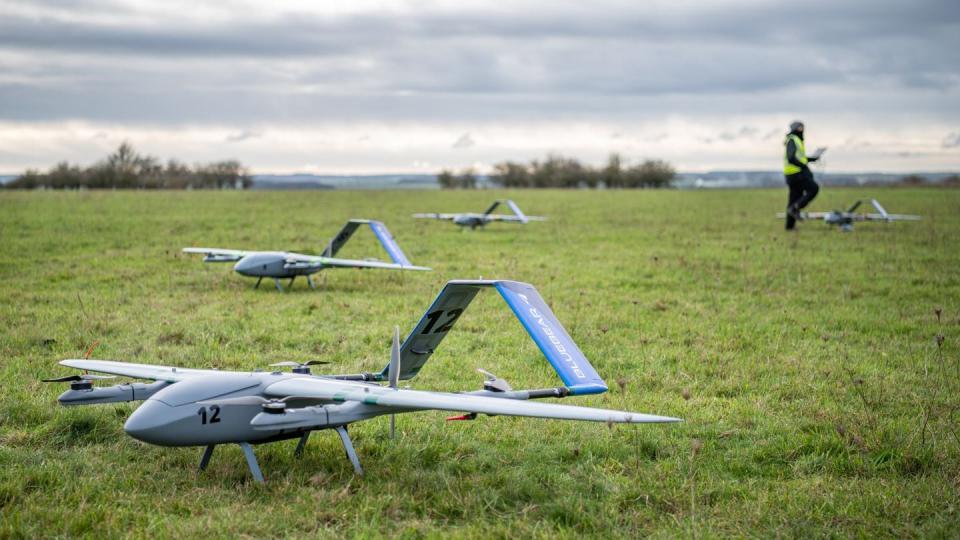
left=195, top=160, right=250, bottom=189
left=625, top=159, right=675, bottom=188
left=899, top=174, right=928, bottom=186
left=602, top=154, right=623, bottom=188
left=436, top=168, right=478, bottom=189
left=7, top=169, right=43, bottom=189
left=4, top=142, right=252, bottom=190
left=490, top=162, right=530, bottom=188
left=164, top=160, right=193, bottom=189
left=483, top=154, right=673, bottom=189
left=940, top=174, right=960, bottom=187
left=47, top=162, right=85, bottom=189
left=437, top=170, right=456, bottom=189
left=457, top=168, right=477, bottom=189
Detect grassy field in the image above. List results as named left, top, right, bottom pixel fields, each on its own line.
left=1, top=187, right=958, bottom=538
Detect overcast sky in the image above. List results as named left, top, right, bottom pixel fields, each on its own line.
left=1, top=0, right=958, bottom=174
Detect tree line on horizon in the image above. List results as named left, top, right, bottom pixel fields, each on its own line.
left=437, top=154, right=676, bottom=189
left=4, top=143, right=252, bottom=190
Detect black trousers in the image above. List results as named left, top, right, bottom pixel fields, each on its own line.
left=785, top=169, right=819, bottom=229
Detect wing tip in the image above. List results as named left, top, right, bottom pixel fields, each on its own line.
left=625, top=414, right=683, bottom=424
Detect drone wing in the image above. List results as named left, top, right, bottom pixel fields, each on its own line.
left=182, top=247, right=248, bottom=262
left=412, top=213, right=458, bottom=221
left=283, top=253, right=430, bottom=272
left=263, top=378, right=680, bottom=424
left=57, top=359, right=227, bottom=382
left=485, top=214, right=547, bottom=222
left=863, top=213, right=922, bottom=222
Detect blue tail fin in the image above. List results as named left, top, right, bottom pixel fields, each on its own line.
left=368, top=220, right=413, bottom=266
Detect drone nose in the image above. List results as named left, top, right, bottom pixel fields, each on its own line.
left=124, top=400, right=173, bottom=444
left=233, top=257, right=257, bottom=276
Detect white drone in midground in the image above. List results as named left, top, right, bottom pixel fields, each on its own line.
left=43, top=280, right=680, bottom=482
left=413, top=199, right=545, bottom=230
left=778, top=199, right=921, bottom=231
left=183, top=219, right=430, bottom=290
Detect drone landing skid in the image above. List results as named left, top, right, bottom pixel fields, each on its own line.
left=196, top=442, right=264, bottom=483
left=336, top=425, right=363, bottom=476
left=195, top=427, right=362, bottom=483
left=260, top=275, right=315, bottom=291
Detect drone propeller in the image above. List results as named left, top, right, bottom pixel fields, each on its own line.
left=477, top=368, right=512, bottom=393
left=269, top=360, right=330, bottom=374
left=197, top=394, right=316, bottom=415
left=388, top=325, right=400, bottom=439
left=443, top=369, right=512, bottom=422
left=269, top=360, right=330, bottom=367
left=42, top=374, right=115, bottom=383
left=41, top=373, right=116, bottom=391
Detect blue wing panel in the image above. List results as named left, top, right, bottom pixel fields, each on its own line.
left=495, top=281, right=607, bottom=395
left=368, top=220, right=413, bottom=266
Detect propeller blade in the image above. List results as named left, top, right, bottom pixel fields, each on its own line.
left=389, top=326, right=400, bottom=389
left=42, top=374, right=115, bottom=382
left=477, top=368, right=512, bottom=392
left=269, top=360, right=331, bottom=368
left=389, top=325, right=401, bottom=439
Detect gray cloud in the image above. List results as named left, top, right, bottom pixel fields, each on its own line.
left=717, top=126, right=760, bottom=142
left=942, top=132, right=960, bottom=148
left=452, top=133, right=475, bottom=149
left=0, top=0, right=957, bottom=172
left=225, top=130, right=263, bottom=143
left=1, top=1, right=957, bottom=106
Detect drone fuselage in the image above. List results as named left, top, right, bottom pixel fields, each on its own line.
left=453, top=214, right=490, bottom=229
left=824, top=212, right=855, bottom=226
left=122, top=373, right=387, bottom=447
left=233, top=252, right=321, bottom=279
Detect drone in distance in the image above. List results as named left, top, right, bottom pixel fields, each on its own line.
left=413, top=199, right=545, bottom=230
left=778, top=199, right=921, bottom=231
left=183, top=219, right=430, bottom=290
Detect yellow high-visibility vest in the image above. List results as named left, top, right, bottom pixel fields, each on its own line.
left=783, top=133, right=808, bottom=175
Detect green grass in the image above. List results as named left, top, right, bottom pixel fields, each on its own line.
left=1, top=188, right=958, bottom=538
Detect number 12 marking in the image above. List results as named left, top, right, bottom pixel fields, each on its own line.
left=197, top=405, right=221, bottom=425
left=421, top=309, right=463, bottom=334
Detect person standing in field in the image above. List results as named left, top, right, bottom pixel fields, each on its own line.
left=783, top=120, right=821, bottom=230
